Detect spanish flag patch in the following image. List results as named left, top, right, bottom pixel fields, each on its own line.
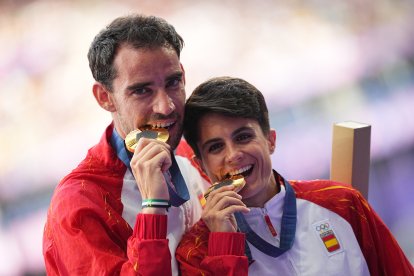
left=313, top=219, right=343, bottom=256
left=321, top=230, right=340, bottom=252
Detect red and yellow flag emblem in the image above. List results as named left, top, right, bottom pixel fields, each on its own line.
left=313, top=220, right=342, bottom=256
left=321, top=230, right=340, bottom=252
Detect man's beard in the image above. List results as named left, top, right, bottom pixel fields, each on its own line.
left=168, top=119, right=183, bottom=150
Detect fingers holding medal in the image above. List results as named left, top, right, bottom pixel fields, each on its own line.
left=202, top=175, right=249, bottom=233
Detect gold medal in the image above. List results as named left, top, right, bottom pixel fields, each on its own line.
left=204, top=175, right=246, bottom=199
left=125, top=127, right=169, bottom=153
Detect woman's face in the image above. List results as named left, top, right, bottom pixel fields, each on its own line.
left=196, top=113, right=277, bottom=207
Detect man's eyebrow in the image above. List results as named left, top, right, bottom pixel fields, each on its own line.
left=126, top=72, right=183, bottom=92
left=166, top=71, right=183, bottom=81
left=126, top=81, right=151, bottom=92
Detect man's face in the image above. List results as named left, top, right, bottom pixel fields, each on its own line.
left=108, top=45, right=185, bottom=149
left=196, top=113, right=277, bottom=207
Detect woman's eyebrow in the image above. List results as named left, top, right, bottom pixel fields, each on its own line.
left=231, top=126, right=254, bottom=137
left=201, top=137, right=221, bottom=152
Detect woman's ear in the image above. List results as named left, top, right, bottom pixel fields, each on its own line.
left=92, top=82, right=116, bottom=112
left=268, top=129, right=276, bottom=154
left=191, top=154, right=213, bottom=183
left=192, top=155, right=206, bottom=173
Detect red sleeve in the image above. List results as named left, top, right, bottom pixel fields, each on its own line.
left=126, top=213, right=172, bottom=275
left=176, top=220, right=248, bottom=276
left=353, top=201, right=414, bottom=275
left=292, top=180, right=414, bottom=276
left=43, top=185, right=171, bottom=275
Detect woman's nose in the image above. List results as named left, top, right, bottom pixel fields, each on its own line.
left=225, top=145, right=243, bottom=164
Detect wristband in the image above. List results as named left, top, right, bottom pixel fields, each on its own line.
left=142, top=199, right=171, bottom=211
left=142, top=204, right=171, bottom=211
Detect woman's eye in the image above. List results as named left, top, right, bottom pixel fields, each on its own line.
left=236, top=133, right=253, bottom=142
left=208, top=143, right=223, bottom=153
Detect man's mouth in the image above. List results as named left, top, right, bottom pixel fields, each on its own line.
left=143, top=121, right=175, bottom=131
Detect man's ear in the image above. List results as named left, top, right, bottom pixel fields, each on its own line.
left=92, top=82, right=116, bottom=112
left=268, top=129, right=276, bottom=154
left=180, top=63, right=186, bottom=85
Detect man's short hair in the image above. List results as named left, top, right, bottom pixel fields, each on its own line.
left=88, top=14, right=184, bottom=90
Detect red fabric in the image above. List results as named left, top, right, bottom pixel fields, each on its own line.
left=136, top=214, right=167, bottom=240
left=43, top=124, right=172, bottom=275
left=128, top=214, right=171, bottom=275
left=291, top=180, right=414, bottom=276
left=208, top=232, right=245, bottom=256
left=176, top=220, right=248, bottom=276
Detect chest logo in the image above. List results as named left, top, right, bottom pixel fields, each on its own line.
left=313, top=219, right=343, bottom=255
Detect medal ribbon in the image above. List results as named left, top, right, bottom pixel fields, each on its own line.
left=234, top=174, right=297, bottom=258
left=110, top=128, right=189, bottom=207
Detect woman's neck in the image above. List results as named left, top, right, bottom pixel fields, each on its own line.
left=243, top=173, right=280, bottom=208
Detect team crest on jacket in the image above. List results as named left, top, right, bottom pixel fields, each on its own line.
left=313, top=219, right=343, bottom=256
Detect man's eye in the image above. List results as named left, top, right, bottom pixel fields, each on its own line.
left=208, top=143, right=223, bottom=153
left=133, top=87, right=151, bottom=95
left=167, top=77, right=181, bottom=88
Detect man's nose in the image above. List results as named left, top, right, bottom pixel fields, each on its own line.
left=153, top=91, right=175, bottom=115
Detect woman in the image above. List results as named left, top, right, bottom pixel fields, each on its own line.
left=175, top=77, right=413, bottom=275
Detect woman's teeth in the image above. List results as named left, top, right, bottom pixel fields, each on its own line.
left=229, top=165, right=253, bottom=177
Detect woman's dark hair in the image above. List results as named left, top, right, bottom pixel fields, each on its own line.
left=184, top=77, right=270, bottom=157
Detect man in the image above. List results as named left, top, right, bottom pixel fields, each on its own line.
left=43, top=14, right=209, bottom=275
left=176, top=77, right=414, bottom=275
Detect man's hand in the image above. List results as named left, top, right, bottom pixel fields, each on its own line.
left=130, top=137, right=171, bottom=202
left=202, top=185, right=250, bottom=232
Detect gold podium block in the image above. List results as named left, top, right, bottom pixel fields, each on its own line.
left=330, top=121, right=371, bottom=198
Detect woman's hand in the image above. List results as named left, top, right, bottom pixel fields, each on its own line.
left=202, top=184, right=250, bottom=232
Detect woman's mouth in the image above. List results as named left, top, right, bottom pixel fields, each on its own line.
left=227, top=164, right=254, bottom=179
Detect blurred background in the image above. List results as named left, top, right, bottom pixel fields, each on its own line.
left=1, top=0, right=413, bottom=274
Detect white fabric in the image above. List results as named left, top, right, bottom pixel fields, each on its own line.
left=120, top=155, right=209, bottom=276
left=244, top=185, right=370, bottom=276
